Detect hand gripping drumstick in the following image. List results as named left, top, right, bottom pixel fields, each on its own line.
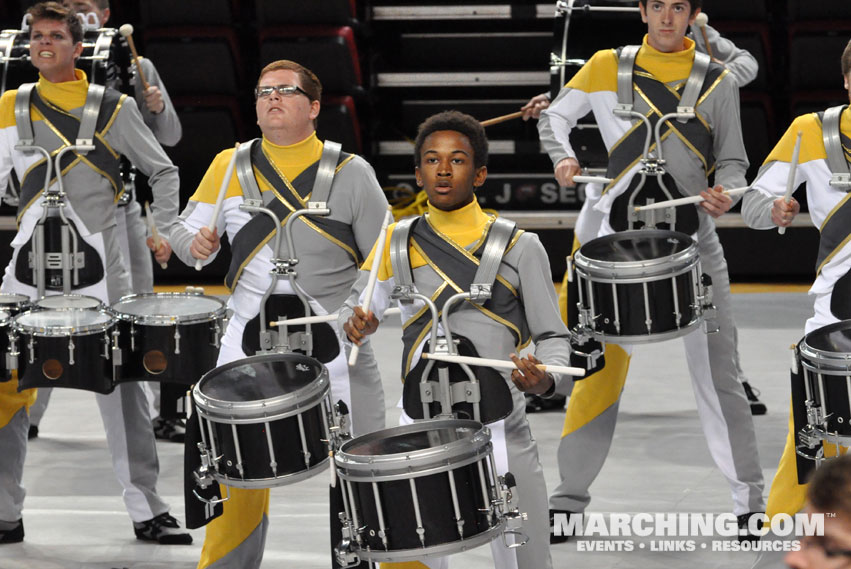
left=195, top=143, right=239, bottom=271
left=421, top=352, right=585, bottom=378
left=144, top=201, right=167, bottom=269
left=480, top=111, right=524, bottom=127
left=633, top=186, right=751, bottom=212
left=694, top=13, right=714, bottom=59
left=778, top=131, right=803, bottom=235
left=348, top=208, right=394, bottom=366
left=118, top=24, right=149, bottom=90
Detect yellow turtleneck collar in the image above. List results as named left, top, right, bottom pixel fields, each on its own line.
left=36, top=68, right=88, bottom=111
left=425, top=198, right=491, bottom=249
left=261, top=132, right=324, bottom=183
left=636, top=35, right=696, bottom=84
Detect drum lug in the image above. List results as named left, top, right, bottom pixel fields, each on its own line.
left=6, top=333, right=18, bottom=373
left=27, top=336, right=34, bottom=365
left=806, top=400, right=825, bottom=428
left=333, top=519, right=362, bottom=569
left=212, top=320, right=222, bottom=348
left=698, top=273, right=719, bottom=334
left=130, top=322, right=136, bottom=352
left=68, top=336, right=75, bottom=366
left=173, top=326, right=181, bottom=355
left=109, top=329, right=121, bottom=365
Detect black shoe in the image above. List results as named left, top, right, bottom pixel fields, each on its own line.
left=133, top=512, right=192, bottom=545
left=153, top=417, right=186, bottom=443
left=550, top=509, right=581, bottom=544
left=526, top=394, right=567, bottom=414
left=27, top=425, right=38, bottom=440
left=742, top=381, right=767, bottom=416
left=736, top=512, right=764, bottom=543
left=0, top=519, right=23, bottom=544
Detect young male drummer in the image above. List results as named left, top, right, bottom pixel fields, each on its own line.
left=0, top=2, right=185, bottom=545
left=343, top=110, right=573, bottom=569
left=29, top=0, right=184, bottom=442
left=741, top=36, right=851, bottom=535
left=171, top=59, right=387, bottom=569
left=538, top=0, right=765, bottom=539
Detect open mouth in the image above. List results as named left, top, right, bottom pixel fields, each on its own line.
left=38, top=51, right=54, bottom=58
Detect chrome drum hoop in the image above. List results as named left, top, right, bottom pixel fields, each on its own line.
left=109, top=292, right=227, bottom=326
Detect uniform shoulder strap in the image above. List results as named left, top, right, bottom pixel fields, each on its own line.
left=615, top=45, right=640, bottom=116
left=676, top=51, right=710, bottom=123
left=822, top=104, right=851, bottom=189
left=76, top=83, right=105, bottom=149
left=234, top=138, right=262, bottom=201
left=389, top=217, right=417, bottom=302
left=14, top=83, right=36, bottom=146
left=469, top=216, right=516, bottom=303
left=309, top=140, right=342, bottom=207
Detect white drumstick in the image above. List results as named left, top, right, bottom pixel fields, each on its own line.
left=633, top=186, right=750, bottom=212
left=118, top=24, right=149, bottom=90
left=421, top=352, right=585, bottom=377
left=694, top=12, right=714, bottom=59
left=269, top=307, right=401, bottom=328
left=778, top=131, right=803, bottom=235
left=573, top=175, right=612, bottom=185
left=144, top=201, right=167, bottom=269
left=195, top=144, right=239, bottom=271
left=348, top=208, right=394, bottom=366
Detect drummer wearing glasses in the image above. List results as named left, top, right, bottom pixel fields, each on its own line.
left=171, top=59, right=387, bottom=569
left=538, top=0, right=765, bottom=541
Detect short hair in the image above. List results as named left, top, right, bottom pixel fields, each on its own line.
left=807, top=455, right=851, bottom=518
left=93, top=0, right=110, bottom=10
left=28, top=2, right=83, bottom=44
left=638, top=0, right=702, bottom=13
left=842, top=39, right=851, bottom=77
left=257, top=60, right=322, bottom=103
left=413, top=110, right=489, bottom=169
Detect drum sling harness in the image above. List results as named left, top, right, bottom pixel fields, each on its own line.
left=13, top=83, right=121, bottom=293
left=230, top=138, right=348, bottom=363
left=390, top=215, right=521, bottom=424
left=605, top=45, right=716, bottom=234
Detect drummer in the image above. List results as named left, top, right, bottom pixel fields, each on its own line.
left=171, top=59, right=387, bottom=569
left=537, top=0, right=765, bottom=540
left=342, top=110, right=573, bottom=569
left=741, top=36, right=851, bottom=543
left=0, top=2, right=185, bottom=545
left=28, top=0, right=185, bottom=443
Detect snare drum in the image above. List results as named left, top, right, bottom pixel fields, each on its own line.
left=572, top=229, right=708, bottom=344
left=12, top=308, right=116, bottom=393
left=334, top=419, right=508, bottom=562
left=109, top=292, right=226, bottom=384
left=192, top=352, right=334, bottom=489
left=0, top=293, right=31, bottom=316
left=796, top=320, right=851, bottom=446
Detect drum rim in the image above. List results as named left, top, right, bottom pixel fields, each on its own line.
left=33, top=294, right=103, bottom=310
left=575, top=229, right=698, bottom=278
left=335, top=419, right=492, bottom=480
left=109, top=292, right=227, bottom=325
left=353, top=521, right=506, bottom=562
left=211, top=457, right=331, bottom=489
left=193, top=352, right=330, bottom=421
left=12, top=308, right=114, bottom=335
left=800, top=321, right=851, bottom=373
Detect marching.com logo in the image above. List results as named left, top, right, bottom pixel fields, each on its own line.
left=553, top=513, right=824, bottom=552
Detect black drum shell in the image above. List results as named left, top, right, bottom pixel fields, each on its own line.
left=0, top=317, right=9, bottom=381
left=114, top=319, right=220, bottom=385
left=346, top=458, right=494, bottom=552
left=16, top=329, right=114, bottom=394
left=199, top=402, right=330, bottom=484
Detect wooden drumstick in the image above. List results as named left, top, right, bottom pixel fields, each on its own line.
left=118, top=24, right=149, bottom=90
left=421, top=352, right=585, bottom=377
left=144, top=201, right=167, bottom=269
left=195, top=143, right=239, bottom=271
left=573, top=175, right=613, bottom=185
left=694, top=13, right=713, bottom=59
left=480, top=111, right=524, bottom=127
left=348, top=208, right=394, bottom=366
left=634, top=186, right=750, bottom=212
left=778, top=131, right=803, bottom=235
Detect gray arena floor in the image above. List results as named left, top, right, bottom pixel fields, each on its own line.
left=0, top=291, right=813, bottom=569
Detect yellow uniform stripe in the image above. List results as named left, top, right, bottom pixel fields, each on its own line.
left=197, top=487, right=270, bottom=568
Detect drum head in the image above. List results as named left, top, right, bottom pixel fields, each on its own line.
left=111, top=293, right=226, bottom=324
left=35, top=294, right=102, bottom=310
left=0, top=293, right=31, bottom=312
left=579, top=229, right=693, bottom=263
left=0, top=309, right=9, bottom=325
left=804, top=321, right=851, bottom=354
left=14, top=308, right=112, bottom=335
left=194, top=353, right=329, bottom=419
left=345, top=422, right=481, bottom=457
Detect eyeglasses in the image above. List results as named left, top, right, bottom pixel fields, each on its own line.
left=255, top=84, right=310, bottom=100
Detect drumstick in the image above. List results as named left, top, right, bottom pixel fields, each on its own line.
left=694, top=13, right=714, bottom=59
left=195, top=143, right=239, bottom=271
left=480, top=111, right=524, bottom=128
left=269, top=307, right=401, bottom=328
left=421, top=352, right=585, bottom=377
left=573, top=175, right=613, bottom=185
left=778, top=131, right=803, bottom=236
left=348, top=208, right=394, bottom=366
left=144, top=201, right=167, bottom=269
left=118, top=24, right=149, bottom=90
left=633, top=186, right=750, bottom=212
